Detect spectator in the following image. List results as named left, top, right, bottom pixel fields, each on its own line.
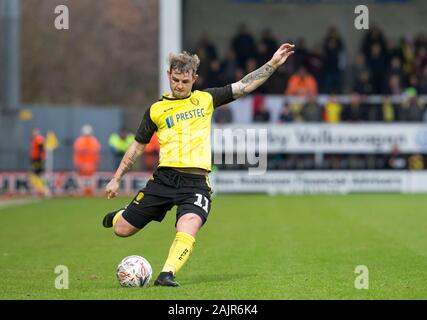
left=423, top=108, right=427, bottom=123
left=408, top=154, right=424, bottom=170
left=342, top=93, right=366, bottom=122
left=293, top=37, right=309, bottom=70
left=384, top=74, right=403, bottom=96
left=231, top=23, right=257, bottom=69
left=195, top=33, right=218, bottom=78
left=204, top=59, right=224, bottom=88
left=73, top=124, right=101, bottom=176
left=220, top=49, right=239, bottom=84
left=382, top=96, right=397, bottom=122
left=400, top=35, right=415, bottom=78
left=260, top=28, right=278, bottom=59
left=195, top=33, right=218, bottom=62
left=415, top=32, right=427, bottom=52
left=384, top=57, right=406, bottom=90
left=232, top=68, right=245, bottom=83
left=351, top=54, right=368, bottom=89
left=252, top=95, right=265, bottom=114
left=322, top=27, right=345, bottom=93
left=302, top=94, right=322, bottom=122
left=323, top=154, right=346, bottom=170
left=414, top=46, right=427, bottom=77
left=397, top=88, right=425, bottom=122
left=367, top=43, right=387, bottom=93
left=192, top=74, right=205, bottom=91
left=286, top=66, right=318, bottom=97
left=353, top=69, right=374, bottom=95
left=419, top=65, right=427, bottom=94
left=265, top=64, right=290, bottom=94
left=29, top=128, right=45, bottom=176
left=278, top=101, right=294, bottom=123
left=253, top=102, right=271, bottom=123
left=305, top=44, right=324, bottom=85
left=385, top=39, right=402, bottom=66
left=361, top=26, right=387, bottom=61
left=256, top=41, right=271, bottom=67
left=245, top=57, right=258, bottom=74
left=109, top=127, right=135, bottom=169
left=387, top=145, right=407, bottom=169
left=142, top=133, right=160, bottom=172
left=408, top=73, right=420, bottom=91
left=289, top=101, right=304, bottom=122
left=214, top=104, right=233, bottom=124
left=323, top=94, right=342, bottom=123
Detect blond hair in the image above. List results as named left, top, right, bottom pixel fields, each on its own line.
left=168, top=51, right=200, bottom=75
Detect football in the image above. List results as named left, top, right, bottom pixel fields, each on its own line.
left=116, top=255, right=153, bottom=288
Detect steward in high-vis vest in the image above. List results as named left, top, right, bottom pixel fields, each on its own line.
left=30, top=128, right=45, bottom=175
left=73, top=125, right=101, bottom=176
left=109, top=128, right=135, bottom=168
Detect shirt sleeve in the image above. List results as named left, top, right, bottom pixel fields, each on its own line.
left=135, top=108, right=158, bottom=144
left=204, top=84, right=235, bottom=109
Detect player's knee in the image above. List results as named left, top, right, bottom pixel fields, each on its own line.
left=182, top=214, right=201, bottom=225
left=182, top=213, right=203, bottom=225
left=177, top=213, right=203, bottom=235
left=113, top=225, right=133, bottom=238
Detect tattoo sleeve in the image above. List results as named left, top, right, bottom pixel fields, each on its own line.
left=113, top=141, right=145, bottom=180
left=232, top=63, right=276, bottom=99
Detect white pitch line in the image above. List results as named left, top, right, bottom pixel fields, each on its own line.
left=0, top=198, right=41, bottom=210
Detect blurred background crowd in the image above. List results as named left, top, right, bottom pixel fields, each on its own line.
left=193, top=25, right=427, bottom=124
left=1, top=0, right=426, bottom=174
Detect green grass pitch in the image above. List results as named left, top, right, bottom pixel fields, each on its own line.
left=1, top=194, right=427, bottom=300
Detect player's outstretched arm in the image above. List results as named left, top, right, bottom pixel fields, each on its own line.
left=105, top=141, right=146, bottom=199
left=231, top=43, right=295, bottom=99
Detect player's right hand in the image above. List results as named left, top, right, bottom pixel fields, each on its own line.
left=105, top=178, right=120, bottom=199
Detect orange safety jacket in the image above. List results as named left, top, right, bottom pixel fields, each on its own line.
left=73, top=135, right=101, bottom=175
left=30, top=135, right=45, bottom=161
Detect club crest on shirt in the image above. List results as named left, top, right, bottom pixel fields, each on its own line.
left=190, top=97, right=199, bottom=106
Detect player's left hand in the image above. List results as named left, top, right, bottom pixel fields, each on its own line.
left=270, top=43, right=295, bottom=68
left=105, top=178, right=120, bottom=199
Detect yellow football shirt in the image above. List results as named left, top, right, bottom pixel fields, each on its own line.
left=135, top=85, right=234, bottom=171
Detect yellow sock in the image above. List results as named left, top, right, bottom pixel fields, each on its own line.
left=162, top=232, right=195, bottom=275
left=112, top=209, right=125, bottom=227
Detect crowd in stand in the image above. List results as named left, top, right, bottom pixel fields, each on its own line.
left=198, top=24, right=427, bottom=170
left=192, top=24, right=427, bottom=123
left=215, top=152, right=426, bottom=171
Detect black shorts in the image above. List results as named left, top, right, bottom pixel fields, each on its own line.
left=31, top=159, right=44, bottom=175
left=122, top=167, right=213, bottom=229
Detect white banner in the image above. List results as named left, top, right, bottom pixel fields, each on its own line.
left=212, top=124, right=427, bottom=153
left=210, top=171, right=427, bottom=194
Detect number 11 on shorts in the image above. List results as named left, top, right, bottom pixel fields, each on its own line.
left=194, top=193, right=209, bottom=213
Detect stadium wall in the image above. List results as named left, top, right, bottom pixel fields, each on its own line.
left=0, top=106, right=124, bottom=171
left=183, top=0, right=427, bottom=61
left=1, top=171, right=427, bottom=196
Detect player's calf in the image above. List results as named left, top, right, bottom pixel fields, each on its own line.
left=113, top=216, right=140, bottom=237
left=102, top=208, right=140, bottom=237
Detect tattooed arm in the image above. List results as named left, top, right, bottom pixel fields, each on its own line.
left=231, top=43, right=295, bottom=99
left=105, top=141, right=146, bottom=199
